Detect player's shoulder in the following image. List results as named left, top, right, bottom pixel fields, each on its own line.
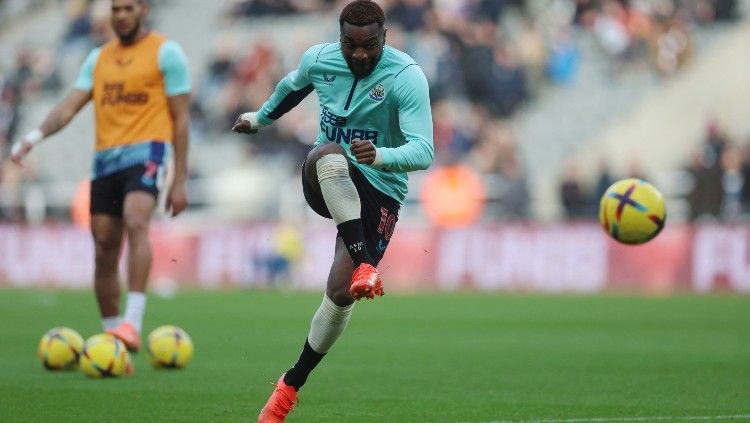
left=302, top=42, right=340, bottom=63
left=383, top=45, right=421, bottom=76
left=98, top=37, right=119, bottom=54
left=383, top=46, right=423, bottom=78
left=384, top=45, right=417, bottom=66
left=149, top=31, right=170, bottom=45
left=144, top=32, right=184, bottom=51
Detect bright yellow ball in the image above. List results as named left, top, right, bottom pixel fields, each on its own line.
left=147, top=325, right=194, bottom=369
left=37, top=327, right=84, bottom=371
left=79, top=334, right=131, bottom=378
left=599, top=178, right=666, bottom=245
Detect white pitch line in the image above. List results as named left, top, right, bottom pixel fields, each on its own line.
left=465, top=414, right=750, bottom=423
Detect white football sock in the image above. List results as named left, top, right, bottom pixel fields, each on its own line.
left=101, top=316, right=121, bottom=331
left=307, top=294, right=354, bottom=353
left=123, top=292, right=146, bottom=333
left=316, top=154, right=361, bottom=225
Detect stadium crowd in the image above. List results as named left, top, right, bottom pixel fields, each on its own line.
left=0, top=0, right=747, bottom=224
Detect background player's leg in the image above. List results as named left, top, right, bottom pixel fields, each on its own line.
left=90, top=214, right=124, bottom=331
left=121, top=191, right=157, bottom=334
left=284, top=238, right=355, bottom=390
left=305, top=144, right=374, bottom=266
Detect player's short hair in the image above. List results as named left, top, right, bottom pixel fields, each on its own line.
left=339, top=0, right=385, bottom=29
left=112, top=0, right=149, bottom=5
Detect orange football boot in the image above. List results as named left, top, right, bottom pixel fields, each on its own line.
left=125, top=360, right=135, bottom=375
left=349, top=263, right=384, bottom=300
left=107, top=322, right=141, bottom=352
left=258, top=374, right=298, bottom=423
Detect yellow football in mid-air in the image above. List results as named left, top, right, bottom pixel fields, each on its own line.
left=599, top=178, right=666, bottom=245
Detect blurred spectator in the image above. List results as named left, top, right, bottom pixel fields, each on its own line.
left=468, top=0, right=518, bottom=23
left=680, top=121, right=745, bottom=221
left=405, top=16, right=463, bottom=100
left=652, top=12, right=692, bottom=77
left=593, top=159, right=615, bottom=204
left=256, top=222, right=304, bottom=286
left=457, top=20, right=497, bottom=106
left=61, top=0, right=114, bottom=52
left=574, top=0, right=599, bottom=27
left=593, top=0, right=632, bottom=72
left=685, top=147, right=722, bottom=221
left=560, top=161, right=588, bottom=219
left=487, top=42, right=528, bottom=117
left=228, top=0, right=335, bottom=18
left=741, top=139, right=750, bottom=215
left=547, top=27, right=579, bottom=85
left=515, top=18, right=547, bottom=96
left=387, top=0, right=431, bottom=32
left=0, top=83, right=21, bottom=158
left=471, top=121, right=530, bottom=219
left=420, top=163, right=487, bottom=228
left=62, top=0, right=93, bottom=48
left=702, top=119, right=729, bottom=168
left=231, top=0, right=295, bottom=16
left=719, top=144, right=745, bottom=221
left=431, top=100, right=475, bottom=160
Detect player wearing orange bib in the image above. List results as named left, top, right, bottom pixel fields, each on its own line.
left=10, top=0, right=191, bottom=362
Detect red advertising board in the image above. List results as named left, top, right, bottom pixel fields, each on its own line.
left=0, top=223, right=748, bottom=293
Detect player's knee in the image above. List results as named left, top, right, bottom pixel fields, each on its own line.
left=123, top=214, right=150, bottom=237
left=93, top=238, right=119, bottom=261
left=326, top=287, right=354, bottom=307
left=305, top=144, right=348, bottom=185
left=315, top=152, right=350, bottom=184
left=309, top=143, right=345, bottom=161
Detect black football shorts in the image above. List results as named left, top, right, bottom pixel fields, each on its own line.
left=90, top=162, right=165, bottom=217
left=302, top=159, right=400, bottom=265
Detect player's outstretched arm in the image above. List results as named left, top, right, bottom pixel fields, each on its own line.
left=232, top=44, right=324, bottom=136
left=9, top=89, right=91, bottom=164
left=167, top=93, right=190, bottom=217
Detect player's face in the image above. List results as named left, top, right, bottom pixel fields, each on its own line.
left=340, top=22, right=386, bottom=78
left=111, top=0, right=148, bottom=43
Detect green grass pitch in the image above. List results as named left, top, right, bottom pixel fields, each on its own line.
left=1, top=289, right=748, bottom=422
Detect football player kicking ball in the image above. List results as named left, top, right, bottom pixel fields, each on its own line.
left=232, top=1, right=433, bottom=421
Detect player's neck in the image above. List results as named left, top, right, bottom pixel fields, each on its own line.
left=118, top=29, right=150, bottom=47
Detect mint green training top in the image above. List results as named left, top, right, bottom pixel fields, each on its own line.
left=257, top=43, right=434, bottom=203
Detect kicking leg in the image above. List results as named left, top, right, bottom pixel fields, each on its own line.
left=304, top=144, right=382, bottom=300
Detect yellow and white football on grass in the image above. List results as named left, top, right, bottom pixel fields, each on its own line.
left=79, top=334, right=131, bottom=378
left=599, top=178, right=666, bottom=245
left=147, top=325, right=194, bottom=369
left=37, top=327, right=84, bottom=370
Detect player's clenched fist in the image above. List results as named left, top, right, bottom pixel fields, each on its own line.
left=10, top=141, right=33, bottom=164
left=351, top=138, right=377, bottom=165
left=232, top=112, right=263, bottom=134
left=9, top=128, right=43, bottom=165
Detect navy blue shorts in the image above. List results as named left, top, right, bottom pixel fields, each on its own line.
left=90, top=163, right=164, bottom=217
left=301, top=160, right=400, bottom=265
